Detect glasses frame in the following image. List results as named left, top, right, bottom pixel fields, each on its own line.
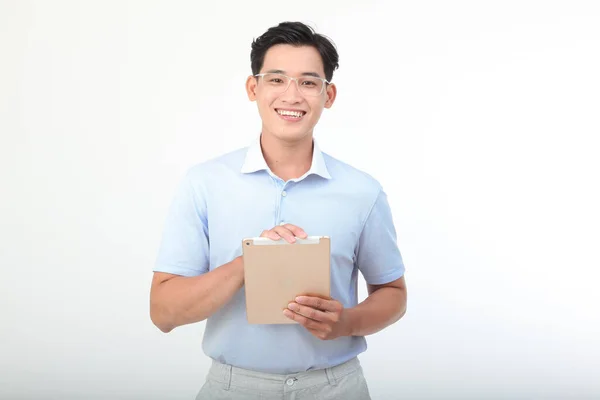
left=254, top=73, right=331, bottom=96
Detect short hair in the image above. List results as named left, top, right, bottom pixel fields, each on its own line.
left=250, top=21, right=339, bottom=82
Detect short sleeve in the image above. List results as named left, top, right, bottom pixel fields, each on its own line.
left=356, top=189, right=405, bottom=285
left=153, top=171, right=210, bottom=277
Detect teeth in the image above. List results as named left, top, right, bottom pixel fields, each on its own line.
left=277, top=109, right=304, bottom=118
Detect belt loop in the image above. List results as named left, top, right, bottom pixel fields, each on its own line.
left=325, top=367, right=338, bottom=386
left=224, top=364, right=232, bottom=391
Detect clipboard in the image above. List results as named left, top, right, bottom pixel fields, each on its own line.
left=242, top=236, right=330, bottom=324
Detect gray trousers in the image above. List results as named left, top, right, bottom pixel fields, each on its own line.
left=195, top=357, right=372, bottom=400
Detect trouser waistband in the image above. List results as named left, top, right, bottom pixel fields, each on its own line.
left=207, top=357, right=362, bottom=392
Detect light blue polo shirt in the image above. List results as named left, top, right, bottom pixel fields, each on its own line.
left=154, top=134, right=405, bottom=374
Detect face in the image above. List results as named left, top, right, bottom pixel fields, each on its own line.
left=246, top=44, right=337, bottom=143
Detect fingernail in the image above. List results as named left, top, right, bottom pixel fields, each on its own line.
left=288, top=303, right=298, bottom=311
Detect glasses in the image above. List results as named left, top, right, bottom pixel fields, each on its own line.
left=255, top=73, right=330, bottom=96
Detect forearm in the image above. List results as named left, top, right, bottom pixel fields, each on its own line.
left=150, top=256, right=244, bottom=332
left=344, top=286, right=407, bottom=337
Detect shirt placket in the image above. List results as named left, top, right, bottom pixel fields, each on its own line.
left=273, top=178, right=290, bottom=227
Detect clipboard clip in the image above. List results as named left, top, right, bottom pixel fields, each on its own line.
left=244, top=236, right=326, bottom=246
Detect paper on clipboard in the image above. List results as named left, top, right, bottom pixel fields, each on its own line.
left=242, top=236, right=330, bottom=324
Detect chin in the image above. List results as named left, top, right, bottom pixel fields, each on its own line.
left=274, top=129, right=312, bottom=142
left=265, top=123, right=313, bottom=142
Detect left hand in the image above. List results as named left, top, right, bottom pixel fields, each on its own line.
left=283, top=296, right=349, bottom=340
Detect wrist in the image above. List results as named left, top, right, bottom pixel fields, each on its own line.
left=341, top=307, right=359, bottom=337
left=229, top=256, right=245, bottom=286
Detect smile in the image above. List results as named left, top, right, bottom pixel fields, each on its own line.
left=275, top=109, right=306, bottom=121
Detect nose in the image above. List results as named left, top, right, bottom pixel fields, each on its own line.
left=279, top=79, right=303, bottom=103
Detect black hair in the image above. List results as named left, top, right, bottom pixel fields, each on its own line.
left=250, top=22, right=339, bottom=82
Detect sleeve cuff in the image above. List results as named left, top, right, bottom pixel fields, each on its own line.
left=362, top=267, right=405, bottom=285
left=152, top=264, right=204, bottom=277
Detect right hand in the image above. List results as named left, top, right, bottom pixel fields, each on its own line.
left=260, top=223, right=308, bottom=243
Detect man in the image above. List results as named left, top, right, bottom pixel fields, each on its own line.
left=150, top=21, right=407, bottom=400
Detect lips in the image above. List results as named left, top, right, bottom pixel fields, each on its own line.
left=275, top=108, right=307, bottom=119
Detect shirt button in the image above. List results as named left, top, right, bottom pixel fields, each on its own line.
left=279, top=221, right=285, bottom=226
left=281, top=191, right=287, bottom=197
left=286, top=378, right=295, bottom=386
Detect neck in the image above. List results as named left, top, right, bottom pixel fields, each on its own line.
left=260, top=131, right=313, bottom=181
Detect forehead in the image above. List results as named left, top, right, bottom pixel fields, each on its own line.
left=261, top=44, right=325, bottom=77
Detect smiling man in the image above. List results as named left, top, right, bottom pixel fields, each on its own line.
left=150, top=22, right=407, bottom=400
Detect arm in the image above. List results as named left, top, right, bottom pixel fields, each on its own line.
left=150, top=256, right=244, bottom=333
left=343, top=275, right=407, bottom=336
left=150, top=224, right=306, bottom=333
left=285, top=276, right=407, bottom=339
left=283, top=188, right=407, bottom=339
left=345, top=187, right=407, bottom=336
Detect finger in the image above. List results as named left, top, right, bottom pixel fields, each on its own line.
left=283, top=224, right=308, bottom=239
left=307, top=327, right=332, bottom=340
left=287, top=302, right=329, bottom=322
left=260, top=230, right=281, bottom=241
left=271, top=226, right=297, bottom=243
left=283, top=309, right=328, bottom=330
left=295, top=296, right=342, bottom=312
left=287, top=302, right=335, bottom=323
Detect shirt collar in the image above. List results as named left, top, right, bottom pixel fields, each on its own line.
left=241, top=134, right=332, bottom=180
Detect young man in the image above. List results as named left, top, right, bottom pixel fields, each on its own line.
left=150, top=22, right=407, bottom=400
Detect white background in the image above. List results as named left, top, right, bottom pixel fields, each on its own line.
left=1, top=1, right=599, bottom=399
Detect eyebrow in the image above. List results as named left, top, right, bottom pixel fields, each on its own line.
left=265, top=69, right=323, bottom=78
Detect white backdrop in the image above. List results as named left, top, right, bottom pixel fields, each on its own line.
left=1, top=1, right=599, bottom=399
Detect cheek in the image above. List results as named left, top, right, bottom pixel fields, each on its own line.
left=257, top=95, right=278, bottom=113
left=256, top=98, right=274, bottom=119
left=308, top=100, right=326, bottom=119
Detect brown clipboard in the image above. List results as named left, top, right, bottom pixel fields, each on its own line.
left=242, top=236, right=331, bottom=324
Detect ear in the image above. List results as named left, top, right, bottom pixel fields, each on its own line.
left=324, top=83, right=337, bottom=109
left=246, top=75, right=258, bottom=101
